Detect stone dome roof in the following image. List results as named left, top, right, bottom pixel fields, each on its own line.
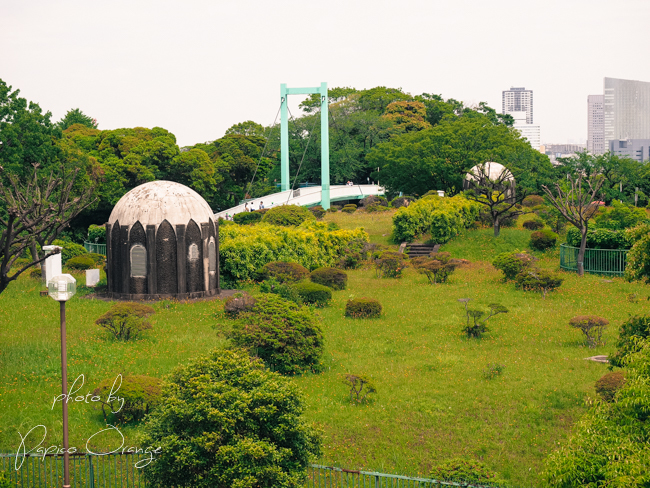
left=108, top=181, right=214, bottom=228
left=465, top=162, right=514, bottom=182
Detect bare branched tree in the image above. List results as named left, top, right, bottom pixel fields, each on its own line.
left=0, top=164, right=96, bottom=294
left=542, top=174, right=604, bottom=276
left=463, top=162, right=528, bottom=237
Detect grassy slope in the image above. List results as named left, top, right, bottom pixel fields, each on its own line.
left=0, top=213, right=643, bottom=486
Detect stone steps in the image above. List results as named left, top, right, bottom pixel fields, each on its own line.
left=403, top=243, right=440, bottom=257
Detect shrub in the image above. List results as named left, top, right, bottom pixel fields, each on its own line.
left=624, top=224, right=650, bottom=283
left=327, top=205, right=341, bottom=212
left=374, top=251, right=408, bottom=278
left=51, top=239, right=88, bottom=263
left=310, top=267, right=348, bottom=290
left=309, top=205, right=326, bottom=219
left=224, top=293, right=257, bottom=318
left=365, top=203, right=390, bottom=213
left=342, top=374, right=376, bottom=403
left=140, top=349, right=321, bottom=488
left=0, top=471, right=11, bottom=488
left=411, top=252, right=459, bottom=284
left=390, top=196, right=414, bottom=208
left=87, top=224, right=106, bottom=243
left=229, top=294, right=324, bottom=375
left=523, top=219, right=544, bottom=230
left=233, top=211, right=263, bottom=225
left=515, top=268, right=563, bottom=298
left=566, top=227, right=630, bottom=250
left=530, top=229, right=558, bottom=250
left=260, top=279, right=303, bottom=305
left=430, top=458, right=502, bottom=484
left=258, top=261, right=310, bottom=283
left=93, top=375, right=162, bottom=423
left=569, top=315, right=609, bottom=348
left=595, top=372, right=626, bottom=402
left=392, top=194, right=479, bottom=243
left=483, top=363, right=505, bottom=380
left=342, top=204, right=357, bottom=213
left=609, top=314, right=650, bottom=368
left=459, top=299, right=508, bottom=338
left=95, top=303, right=155, bottom=341
left=293, top=282, right=332, bottom=307
left=262, top=205, right=315, bottom=226
left=522, top=195, right=545, bottom=208
left=219, top=221, right=368, bottom=282
left=594, top=200, right=647, bottom=230
left=536, top=206, right=567, bottom=233
left=87, top=253, right=106, bottom=266
left=359, top=195, right=388, bottom=207
left=477, top=207, right=519, bottom=229
left=345, top=298, right=382, bottom=318
left=492, top=251, right=536, bottom=281
left=29, top=267, right=42, bottom=279
left=66, top=255, right=96, bottom=270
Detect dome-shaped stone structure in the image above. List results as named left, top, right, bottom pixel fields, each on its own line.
left=106, top=181, right=219, bottom=299
left=463, top=162, right=516, bottom=198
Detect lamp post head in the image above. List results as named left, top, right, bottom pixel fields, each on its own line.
left=48, top=274, right=76, bottom=302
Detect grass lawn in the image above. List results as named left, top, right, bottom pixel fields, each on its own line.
left=0, top=214, right=644, bottom=486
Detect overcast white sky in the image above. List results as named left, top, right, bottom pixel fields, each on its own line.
left=2, top=0, right=649, bottom=147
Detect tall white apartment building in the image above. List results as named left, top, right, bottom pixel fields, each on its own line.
left=587, top=95, right=605, bottom=154
left=509, top=110, right=541, bottom=150
left=502, top=87, right=533, bottom=124
left=604, top=77, right=650, bottom=143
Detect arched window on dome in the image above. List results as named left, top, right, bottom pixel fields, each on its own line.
left=130, top=244, right=147, bottom=278
left=188, top=243, right=200, bottom=262
left=208, top=238, right=216, bottom=274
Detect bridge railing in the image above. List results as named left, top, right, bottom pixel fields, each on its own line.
left=559, top=243, right=629, bottom=276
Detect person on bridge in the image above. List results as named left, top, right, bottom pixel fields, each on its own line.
left=259, top=201, right=264, bottom=209
left=244, top=203, right=249, bottom=212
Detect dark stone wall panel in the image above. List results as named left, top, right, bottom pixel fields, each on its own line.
left=156, top=220, right=177, bottom=294
left=129, top=221, right=147, bottom=295
left=186, top=220, right=203, bottom=293
left=110, top=220, right=122, bottom=293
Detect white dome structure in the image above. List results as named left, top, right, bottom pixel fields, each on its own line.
left=106, top=181, right=219, bottom=299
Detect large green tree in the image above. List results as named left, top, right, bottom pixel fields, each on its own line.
left=57, top=108, right=97, bottom=130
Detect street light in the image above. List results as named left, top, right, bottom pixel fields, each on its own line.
left=48, top=274, right=76, bottom=488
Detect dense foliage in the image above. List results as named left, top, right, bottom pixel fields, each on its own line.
left=492, top=251, right=536, bottom=281
left=228, top=294, right=324, bottom=375
left=261, top=205, right=315, bottom=226
left=624, top=224, right=650, bottom=283
left=608, top=314, right=650, bottom=368
left=566, top=227, right=630, bottom=250
left=345, top=298, right=382, bottom=318
left=529, top=229, right=558, bottom=251
left=95, top=303, right=155, bottom=341
left=411, top=251, right=459, bottom=284
left=258, top=261, right=310, bottom=284
left=293, top=282, right=332, bottom=307
left=219, top=222, right=368, bottom=282
left=515, top=268, right=563, bottom=298
left=93, top=375, right=161, bottom=423
left=310, top=267, right=348, bottom=290
left=140, top=349, right=321, bottom=488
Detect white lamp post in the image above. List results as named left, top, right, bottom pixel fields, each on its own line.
left=48, top=274, right=76, bottom=488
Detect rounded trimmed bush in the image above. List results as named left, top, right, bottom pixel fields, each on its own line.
left=311, top=267, right=348, bottom=290
left=87, top=253, right=106, bottom=266
left=309, top=205, right=326, bottom=219
left=66, top=255, right=96, bottom=270
left=345, top=297, right=382, bottom=318
left=259, top=261, right=310, bottom=283
left=530, top=229, right=558, bottom=250
left=492, top=251, right=537, bottom=281
left=523, top=219, right=544, bottom=230
left=327, top=205, right=340, bottom=213
left=93, top=375, right=162, bottom=423
left=233, top=211, right=263, bottom=225
left=342, top=204, right=357, bottom=213
left=390, top=196, right=414, bottom=208
left=595, top=372, right=625, bottom=402
left=229, top=294, right=324, bottom=375
left=365, top=204, right=390, bottom=213
left=224, top=293, right=257, bottom=318
left=359, top=195, right=388, bottom=207
left=261, top=205, right=315, bottom=226
left=293, top=282, right=332, bottom=307
left=522, top=195, right=545, bottom=207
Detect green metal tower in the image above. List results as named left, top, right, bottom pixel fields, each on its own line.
left=280, top=82, right=330, bottom=209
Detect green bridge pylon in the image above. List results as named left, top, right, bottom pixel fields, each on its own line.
left=280, top=82, right=330, bottom=209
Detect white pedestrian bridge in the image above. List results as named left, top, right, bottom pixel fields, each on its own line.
left=214, top=184, right=385, bottom=220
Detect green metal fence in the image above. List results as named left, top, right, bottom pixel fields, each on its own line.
left=559, top=243, right=629, bottom=276
left=84, top=242, right=107, bottom=255
left=1, top=455, right=509, bottom=488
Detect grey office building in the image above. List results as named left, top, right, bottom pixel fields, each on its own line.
left=604, top=77, right=650, bottom=143
left=587, top=95, right=605, bottom=154
left=609, top=139, right=650, bottom=162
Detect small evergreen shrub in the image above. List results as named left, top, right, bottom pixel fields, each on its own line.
left=522, top=195, right=545, bottom=207
left=260, top=279, right=303, bottom=305
left=609, top=314, right=650, bottom=368
left=310, top=267, right=348, bottom=290
left=95, top=303, right=155, bottom=341
left=309, top=205, right=326, bottom=219
left=66, top=255, right=96, bottom=270
left=258, top=261, right=310, bottom=283
left=374, top=251, right=408, bottom=278
left=51, top=239, right=88, bottom=263
left=515, top=268, right=563, bottom=298
left=233, top=211, right=263, bottom=225
left=345, top=298, right=382, bottom=318
left=327, top=205, right=341, bottom=213
left=93, top=375, right=162, bottom=422
left=228, top=294, right=324, bottom=375
left=523, top=219, right=544, bottom=230
left=87, top=224, right=106, bottom=243
left=224, top=293, right=257, bottom=318
left=430, top=458, right=502, bottom=484
left=262, top=205, right=315, bottom=226
left=569, top=315, right=609, bottom=348
left=342, top=204, right=357, bottom=213
left=530, top=229, right=558, bottom=250
left=595, top=372, right=626, bottom=402
left=492, top=251, right=536, bottom=281
left=342, top=374, right=376, bottom=403
left=293, top=282, right=332, bottom=307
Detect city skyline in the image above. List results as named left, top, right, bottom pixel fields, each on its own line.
left=2, top=0, right=650, bottom=147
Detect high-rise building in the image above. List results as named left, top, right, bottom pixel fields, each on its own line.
left=609, top=139, right=650, bottom=162
left=509, top=110, right=540, bottom=150
left=587, top=95, right=605, bottom=154
left=603, top=77, right=650, bottom=143
left=502, top=87, right=533, bottom=124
